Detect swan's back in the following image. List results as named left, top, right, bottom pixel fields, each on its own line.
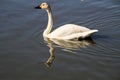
left=49, top=24, right=90, bottom=36
left=48, top=24, right=98, bottom=40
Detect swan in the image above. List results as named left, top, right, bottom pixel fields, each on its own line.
left=35, top=2, right=98, bottom=40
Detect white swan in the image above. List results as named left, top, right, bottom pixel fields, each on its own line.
left=35, top=2, right=98, bottom=40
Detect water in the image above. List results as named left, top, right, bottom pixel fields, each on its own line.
left=0, top=0, right=120, bottom=80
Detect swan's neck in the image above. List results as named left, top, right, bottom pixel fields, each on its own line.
left=43, top=7, right=53, bottom=37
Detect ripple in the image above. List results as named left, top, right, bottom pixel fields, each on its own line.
left=0, top=0, right=120, bottom=80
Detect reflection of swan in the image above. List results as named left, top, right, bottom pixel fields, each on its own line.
left=44, top=37, right=95, bottom=68
left=52, top=38, right=94, bottom=50
left=45, top=37, right=95, bottom=50
left=35, top=2, right=98, bottom=40
left=44, top=38, right=55, bottom=68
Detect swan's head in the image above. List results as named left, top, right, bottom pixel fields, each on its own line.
left=35, top=2, right=50, bottom=10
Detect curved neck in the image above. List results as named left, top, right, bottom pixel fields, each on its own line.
left=43, top=7, right=53, bottom=37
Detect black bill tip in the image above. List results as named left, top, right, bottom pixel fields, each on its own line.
left=34, top=6, right=41, bottom=9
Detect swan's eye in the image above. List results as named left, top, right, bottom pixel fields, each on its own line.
left=41, top=3, right=47, bottom=8
left=40, top=3, right=46, bottom=9
left=42, top=4, right=45, bottom=6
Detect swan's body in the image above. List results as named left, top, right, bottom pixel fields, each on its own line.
left=48, top=24, right=98, bottom=40
left=35, top=2, right=98, bottom=40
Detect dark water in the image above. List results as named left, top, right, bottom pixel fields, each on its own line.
left=0, top=0, right=120, bottom=80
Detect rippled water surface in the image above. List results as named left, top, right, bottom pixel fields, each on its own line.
left=0, top=0, right=120, bottom=80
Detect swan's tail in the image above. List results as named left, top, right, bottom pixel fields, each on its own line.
left=81, top=29, right=98, bottom=38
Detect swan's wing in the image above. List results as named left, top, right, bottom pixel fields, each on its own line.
left=61, top=29, right=98, bottom=40
left=49, top=24, right=90, bottom=38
